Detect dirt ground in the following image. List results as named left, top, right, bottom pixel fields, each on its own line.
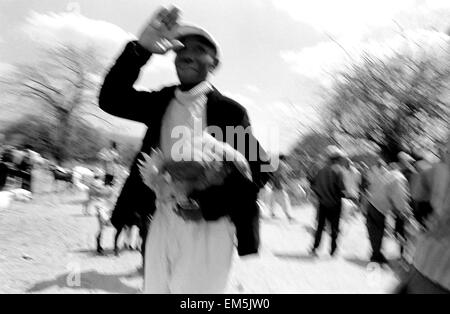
left=0, top=169, right=403, bottom=294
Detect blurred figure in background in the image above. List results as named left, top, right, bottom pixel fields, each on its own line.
left=342, top=157, right=361, bottom=203
left=17, top=145, right=35, bottom=193
left=98, top=141, right=121, bottom=187
left=409, top=149, right=434, bottom=229
left=305, top=154, right=326, bottom=210
left=395, top=152, right=417, bottom=257
left=397, top=135, right=450, bottom=294
left=267, top=155, right=295, bottom=222
left=341, top=157, right=361, bottom=222
left=365, top=159, right=412, bottom=264
left=309, top=146, right=346, bottom=257
left=428, top=143, right=449, bottom=223
left=357, top=162, right=370, bottom=214
left=306, top=154, right=325, bottom=187
left=0, top=146, right=15, bottom=187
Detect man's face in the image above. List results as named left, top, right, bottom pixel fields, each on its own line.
left=174, top=36, right=218, bottom=86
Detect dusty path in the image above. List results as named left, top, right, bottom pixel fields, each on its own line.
left=0, top=172, right=401, bottom=293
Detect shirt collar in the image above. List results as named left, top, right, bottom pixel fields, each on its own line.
left=175, top=81, right=213, bottom=105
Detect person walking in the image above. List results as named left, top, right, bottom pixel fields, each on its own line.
left=98, top=141, right=121, bottom=187
left=365, top=160, right=412, bottom=264
left=268, top=155, right=295, bottom=221
left=309, top=146, right=346, bottom=257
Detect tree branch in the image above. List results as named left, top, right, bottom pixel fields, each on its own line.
left=20, top=83, right=58, bottom=106
left=76, top=110, right=114, bottom=127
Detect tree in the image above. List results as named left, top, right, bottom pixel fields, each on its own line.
left=323, top=42, right=450, bottom=161
left=0, top=44, right=107, bottom=163
left=1, top=114, right=107, bottom=162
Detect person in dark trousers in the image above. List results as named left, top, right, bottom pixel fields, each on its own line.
left=98, top=6, right=271, bottom=285
left=310, top=146, right=346, bottom=257
left=366, top=161, right=412, bottom=264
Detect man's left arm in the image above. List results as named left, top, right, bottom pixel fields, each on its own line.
left=188, top=106, right=270, bottom=256
left=237, top=110, right=272, bottom=189
left=228, top=108, right=271, bottom=256
left=190, top=108, right=269, bottom=213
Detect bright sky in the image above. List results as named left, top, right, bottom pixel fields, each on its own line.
left=1, top=0, right=449, bottom=153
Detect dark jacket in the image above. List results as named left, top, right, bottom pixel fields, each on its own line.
left=311, top=163, right=345, bottom=209
left=99, top=41, right=270, bottom=256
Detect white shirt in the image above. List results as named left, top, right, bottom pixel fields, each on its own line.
left=159, top=81, right=213, bottom=160
left=342, top=165, right=361, bottom=199
left=367, top=168, right=410, bottom=216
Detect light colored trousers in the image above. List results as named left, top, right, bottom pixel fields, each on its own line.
left=270, top=189, right=293, bottom=219
left=144, top=204, right=235, bottom=294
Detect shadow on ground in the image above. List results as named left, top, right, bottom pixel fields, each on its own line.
left=344, top=257, right=371, bottom=268
left=273, top=252, right=318, bottom=262
left=344, top=256, right=410, bottom=279
left=27, top=270, right=141, bottom=294
left=73, top=248, right=141, bottom=257
left=70, top=214, right=92, bottom=218
left=65, top=199, right=86, bottom=205
left=302, top=225, right=316, bottom=236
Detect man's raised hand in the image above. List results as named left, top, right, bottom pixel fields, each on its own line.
left=138, top=6, right=184, bottom=54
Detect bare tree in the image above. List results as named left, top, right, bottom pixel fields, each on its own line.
left=323, top=45, right=450, bottom=161
left=1, top=43, right=108, bottom=163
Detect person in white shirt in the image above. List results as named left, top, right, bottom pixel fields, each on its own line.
left=365, top=160, right=412, bottom=264
left=268, top=155, right=295, bottom=221
left=342, top=157, right=362, bottom=202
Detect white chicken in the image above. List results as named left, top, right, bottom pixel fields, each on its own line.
left=138, top=132, right=252, bottom=220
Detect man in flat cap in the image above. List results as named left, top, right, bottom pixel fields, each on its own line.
left=99, top=6, right=270, bottom=293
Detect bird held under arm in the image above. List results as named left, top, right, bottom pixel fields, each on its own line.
left=138, top=133, right=252, bottom=220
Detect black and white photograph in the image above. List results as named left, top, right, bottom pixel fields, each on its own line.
left=0, top=0, right=449, bottom=297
